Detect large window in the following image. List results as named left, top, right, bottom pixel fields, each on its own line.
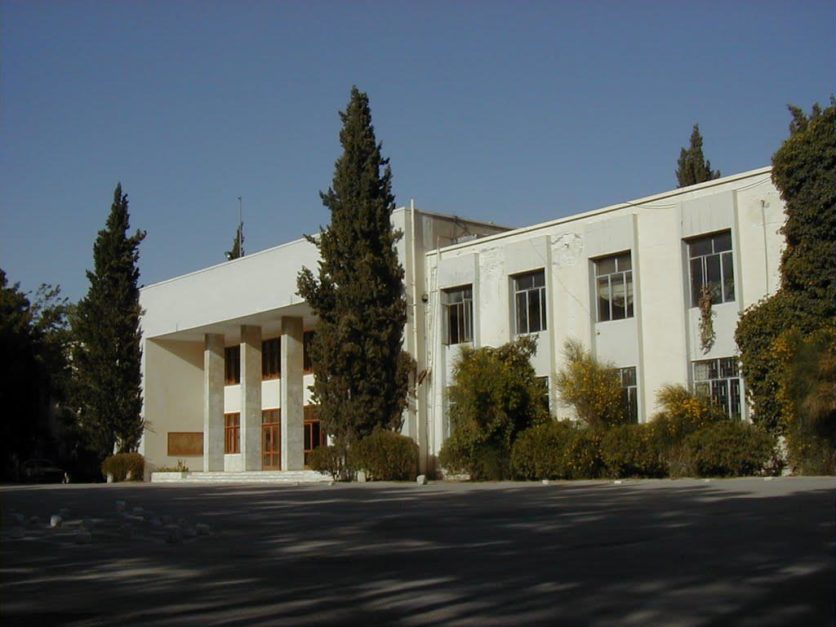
left=303, top=405, right=327, bottom=465
left=261, top=409, right=280, bottom=470
left=617, top=366, right=639, bottom=423
left=224, top=412, right=240, bottom=454
left=693, top=357, right=742, bottom=419
left=224, top=346, right=241, bottom=385
left=688, top=231, right=735, bottom=306
left=595, top=253, right=633, bottom=322
left=262, top=338, right=280, bottom=380
left=513, top=270, right=547, bottom=335
left=443, top=285, right=473, bottom=345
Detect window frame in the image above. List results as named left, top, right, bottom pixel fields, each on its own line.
left=262, top=338, right=280, bottom=380
left=443, top=285, right=474, bottom=345
left=224, top=412, right=241, bottom=454
left=594, top=252, right=634, bottom=322
left=692, top=356, right=742, bottom=419
left=224, top=346, right=241, bottom=385
left=617, top=366, right=639, bottom=423
left=512, top=269, right=547, bottom=335
left=687, top=231, right=735, bottom=307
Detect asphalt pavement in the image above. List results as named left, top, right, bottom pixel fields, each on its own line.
left=1, top=477, right=834, bottom=625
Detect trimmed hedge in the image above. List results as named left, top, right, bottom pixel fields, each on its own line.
left=511, top=421, right=574, bottom=480
left=350, top=430, right=419, bottom=481
left=308, top=445, right=350, bottom=481
left=101, top=452, right=145, bottom=482
left=684, top=421, right=776, bottom=477
left=601, top=424, right=665, bottom=478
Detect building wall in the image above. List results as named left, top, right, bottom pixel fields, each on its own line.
left=423, top=167, right=783, bottom=463
left=139, top=168, right=784, bottom=474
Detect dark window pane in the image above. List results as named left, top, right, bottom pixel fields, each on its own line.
left=617, top=253, right=632, bottom=272
left=516, top=292, right=528, bottom=334
left=690, top=258, right=704, bottom=307
left=722, top=251, right=735, bottom=302
left=611, top=273, right=625, bottom=320
left=730, top=379, right=741, bottom=419
left=625, top=271, right=634, bottom=317
left=705, top=255, right=722, bottom=303
left=597, top=277, right=611, bottom=321
left=596, top=257, right=615, bottom=276
left=713, top=231, right=732, bottom=252
left=689, top=238, right=712, bottom=257
left=528, top=289, right=542, bottom=332
left=532, top=271, right=545, bottom=288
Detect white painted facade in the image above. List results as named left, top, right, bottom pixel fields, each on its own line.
left=139, top=167, right=784, bottom=475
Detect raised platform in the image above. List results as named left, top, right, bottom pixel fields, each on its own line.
left=150, top=470, right=332, bottom=484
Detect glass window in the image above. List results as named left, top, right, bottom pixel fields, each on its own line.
left=224, top=412, right=240, bottom=454
left=513, top=270, right=547, bottom=334
left=693, top=357, right=741, bottom=418
left=595, top=252, right=633, bottom=322
left=617, top=366, right=639, bottom=423
left=262, top=338, right=280, bottom=380
left=303, top=405, right=326, bottom=465
left=224, top=346, right=240, bottom=385
left=688, top=232, right=735, bottom=306
left=444, top=286, right=473, bottom=345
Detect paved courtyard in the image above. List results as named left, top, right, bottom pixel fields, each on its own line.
left=1, top=478, right=834, bottom=625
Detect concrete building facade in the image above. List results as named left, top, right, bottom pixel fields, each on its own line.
left=139, top=167, right=784, bottom=475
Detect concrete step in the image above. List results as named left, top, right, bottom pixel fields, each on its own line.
left=151, top=470, right=332, bottom=484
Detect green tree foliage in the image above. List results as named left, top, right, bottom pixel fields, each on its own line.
left=0, top=270, right=72, bottom=478
left=676, top=124, right=721, bottom=187
left=439, top=336, right=550, bottom=479
left=736, top=101, right=836, bottom=448
left=297, top=87, right=413, bottom=449
left=554, top=339, right=628, bottom=429
left=72, top=184, right=146, bottom=458
left=226, top=221, right=244, bottom=260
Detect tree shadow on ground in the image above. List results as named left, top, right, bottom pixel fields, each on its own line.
left=1, top=478, right=834, bottom=625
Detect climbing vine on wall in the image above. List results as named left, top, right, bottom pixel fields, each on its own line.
left=698, top=285, right=715, bottom=353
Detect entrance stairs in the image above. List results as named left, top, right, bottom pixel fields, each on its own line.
left=151, top=470, right=332, bottom=484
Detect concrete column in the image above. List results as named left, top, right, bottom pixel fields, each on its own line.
left=240, top=325, right=262, bottom=471
left=280, top=316, right=305, bottom=470
left=203, top=333, right=225, bottom=472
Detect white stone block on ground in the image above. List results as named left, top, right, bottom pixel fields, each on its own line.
left=50, top=515, right=63, bottom=528
left=416, top=475, right=427, bottom=485
left=541, top=479, right=550, bottom=486
left=357, top=471, right=367, bottom=483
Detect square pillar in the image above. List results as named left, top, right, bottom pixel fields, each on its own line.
left=240, top=325, right=262, bottom=471
left=281, top=316, right=305, bottom=470
left=203, top=333, right=225, bottom=472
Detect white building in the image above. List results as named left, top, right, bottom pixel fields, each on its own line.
left=139, top=166, right=784, bottom=476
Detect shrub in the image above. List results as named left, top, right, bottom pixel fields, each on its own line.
left=511, top=420, right=574, bottom=480
left=562, top=428, right=604, bottom=479
left=349, top=430, right=419, bottom=481
left=650, top=385, right=726, bottom=451
left=600, top=424, right=666, bottom=478
left=439, top=438, right=508, bottom=481
left=554, top=340, right=628, bottom=428
left=684, top=421, right=776, bottom=477
left=308, top=445, right=351, bottom=481
left=101, top=452, right=145, bottom=482
left=440, top=337, right=550, bottom=480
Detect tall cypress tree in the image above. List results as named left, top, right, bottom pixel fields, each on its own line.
left=676, top=124, right=721, bottom=187
left=72, top=184, right=146, bottom=458
left=297, top=87, right=412, bottom=450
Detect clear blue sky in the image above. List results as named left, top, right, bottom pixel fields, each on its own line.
left=1, top=0, right=833, bottom=302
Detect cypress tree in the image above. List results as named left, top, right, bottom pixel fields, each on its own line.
left=676, top=124, right=721, bottom=187
left=297, top=87, right=412, bottom=450
left=72, top=184, right=146, bottom=458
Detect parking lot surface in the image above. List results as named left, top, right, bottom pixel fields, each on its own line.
left=1, top=477, right=834, bottom=625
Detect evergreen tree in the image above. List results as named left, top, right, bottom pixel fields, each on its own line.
left=297, top=87, right=413, bottom=450
left=676, top=124, right=721, bottom=187
left=226, top=222, right=244, bottom=260
left=72, top=184, right=146, bottom=458
left=736, top=100, right=836, bottom=444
